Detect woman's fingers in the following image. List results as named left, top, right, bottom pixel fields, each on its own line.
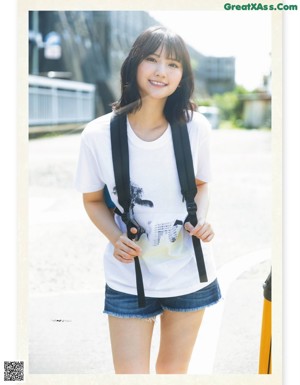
left=184, top=222, right=214, bottom=242
left=197, top=227, right=214, bottom=242
left=202, top=233, right=214, bottom=242
left=129, top=227, right=138, bottom=234
left=114, top=251, right=135, bottom=263
left=184, top=222, right=194, bottom=233
left=113, top=233, right=142, bottom=263
left=119, top=234, right=141, bottom=252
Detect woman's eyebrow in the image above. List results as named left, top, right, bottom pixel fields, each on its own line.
left=151, top=52, right=180, bottom=62
left=150, top=52, right=161, bottom=57
left=166, top=56, right=181, bottom=62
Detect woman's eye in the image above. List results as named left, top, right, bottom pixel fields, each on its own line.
left=169, top=62, right=179, bottom=68
left=145, top=56, right=156, bottom=62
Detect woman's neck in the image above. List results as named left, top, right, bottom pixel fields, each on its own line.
left=127, top=98, right=168, bottom=139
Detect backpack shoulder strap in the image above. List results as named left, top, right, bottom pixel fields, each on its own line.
left=170, top=121, right=197, bottom=202
left=110, top=112, right=131, bottom=213
left=110, top=112, right=146, bottom=307
left=171, top=121, right=208, bottom=282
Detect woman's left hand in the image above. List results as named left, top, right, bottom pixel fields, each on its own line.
left=184, top=221, right=215, bottom=242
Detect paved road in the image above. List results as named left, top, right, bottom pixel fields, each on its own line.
left=28, top=128, right=272, bottom=374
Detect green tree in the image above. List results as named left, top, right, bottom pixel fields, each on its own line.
left=213, top=85, right=249, bottom=127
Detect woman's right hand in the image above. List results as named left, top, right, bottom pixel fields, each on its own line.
left=113, top=230, right=142, bottom=263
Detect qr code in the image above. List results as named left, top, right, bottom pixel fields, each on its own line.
left=4, top=361, right=24, bottom=381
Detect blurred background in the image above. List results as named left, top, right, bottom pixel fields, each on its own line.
left=29, top=10, right=271, bottom=134
left=28, top=10, right=272, bottom=375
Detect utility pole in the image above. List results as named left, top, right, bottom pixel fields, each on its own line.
left=32, top=11, right=39, bottom=75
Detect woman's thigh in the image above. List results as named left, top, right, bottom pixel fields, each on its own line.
left=156, top=309, right=205, bottom=374
left=108, top=316, right=155, bottom=374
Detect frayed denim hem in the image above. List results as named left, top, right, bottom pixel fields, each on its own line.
left=103, top=310, right=162, bottom=322
left=161, top=296, right=223, bottom=313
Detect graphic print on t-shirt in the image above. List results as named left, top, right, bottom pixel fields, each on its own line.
left=149, top=219, right=183, bottom=246
left=113, top=181, right=183, bottom=247
left=112, top=181, right=154, bottom=212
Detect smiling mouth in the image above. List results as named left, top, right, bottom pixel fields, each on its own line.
left=149, top=80, right=167, bottom=87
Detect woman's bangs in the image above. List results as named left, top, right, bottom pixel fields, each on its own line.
left=162, top=36, right=184, bottom=63
left=141, top=31, right=184, bottom=63
left=139, top=33, right=164, bottom=60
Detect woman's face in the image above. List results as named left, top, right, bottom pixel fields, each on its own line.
left=136, top=45, right=183, bottom=102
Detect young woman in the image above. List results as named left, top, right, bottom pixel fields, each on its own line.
left=75, top=26, right=221, bottom=374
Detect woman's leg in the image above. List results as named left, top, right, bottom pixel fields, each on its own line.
left=155, top=309, right=205, bottom=374
left=108, top=316, right=155, bottom=374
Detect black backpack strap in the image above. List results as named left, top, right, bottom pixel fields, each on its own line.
left=110, top=113, right=131, bottom=212
left=171, top=121, right=208, bottom=283
left=110, top=113, right=146, bottom=307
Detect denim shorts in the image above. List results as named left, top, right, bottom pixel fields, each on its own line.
left=103, top=279, right=222, bottom=320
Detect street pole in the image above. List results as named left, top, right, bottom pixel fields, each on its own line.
left=32, top=11, right=39, bottom=75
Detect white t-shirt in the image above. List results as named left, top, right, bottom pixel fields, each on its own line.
left=75, top=111, right=217, bottom=297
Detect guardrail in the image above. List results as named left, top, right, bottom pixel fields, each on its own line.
left=29, top=75, right=96, bottom=126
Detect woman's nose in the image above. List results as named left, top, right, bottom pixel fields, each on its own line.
left=155, top=62, right=167, bottom=77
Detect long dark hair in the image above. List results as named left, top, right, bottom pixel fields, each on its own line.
left=112, top=26, right=197, bottom=123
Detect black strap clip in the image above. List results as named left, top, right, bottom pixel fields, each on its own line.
left=186, top=201, right=197, bottom=216
left=120, top=211, right=145, bottom=241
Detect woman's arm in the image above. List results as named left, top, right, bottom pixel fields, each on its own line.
left=194, top=179, right=209, bottom=225
left=83, top=190, right=142, bottom=262
left=184, top=179, right=214, bottom=242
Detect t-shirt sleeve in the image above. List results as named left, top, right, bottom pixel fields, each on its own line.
left=195, top=117, right=212, bottom=182
left=74, top=135, right=105, bottom=193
